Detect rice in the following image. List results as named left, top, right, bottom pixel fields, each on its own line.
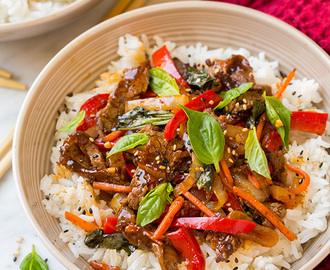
left=0, top=0, right=77, bottom=24
left=41, top=34, right=330, bottom=269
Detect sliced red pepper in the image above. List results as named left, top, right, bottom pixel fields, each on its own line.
left=76, top=93, right=109, bottom=131
left=103, top=130, right=127, bottom=142
left=171, top=217, right=256, bottom=234
left=125, top=161, right=136, bottom=179
left=167, top=228, right=205, bottom=270
left=90, top=260, right=121, bottom=270
left=140, top=91, right=158, bottom=99
left=152, top=45, right=189, bottom=89
left=290, top=111, right=328, bottom=135
left=262, top=130, right=283, bottom=152
left=164, top=90, right=222, bottom=140
left=103, top=217, right=118, bottom=234
left=94, top=137, right=115, bottom=152
left=225, top=192, right=244, bottom=212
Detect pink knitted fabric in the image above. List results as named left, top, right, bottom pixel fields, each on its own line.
left=211, top=0, right=330, bottom=54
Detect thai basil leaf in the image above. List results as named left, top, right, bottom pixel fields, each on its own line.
left=20, top=245, right=48, bottom=270
left=186, top=66, right=213, bottom=88
left=136, top=183, right=173, bottom=227
left=180, top=106, right=224, bottom=172
left=245, top=101, right=266, bottom=128
left=107, top=133, right=150, bottom=158
left=84, top=229, right=135, bottom=254
left=59, top=110, right=85, bottom=132
left=149, top=68, right=180, bottom=96
left=116, top=106, right=174, bottom=130
left=263, top=92, right=291, bottom=149
left=214, top=82, right=253, bottom=110
left=245, top=127, right=271, bottom=179
left=196, top=164, right=214, bottom=191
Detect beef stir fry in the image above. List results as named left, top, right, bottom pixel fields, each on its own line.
left=58, top=45, right=328, bottom=270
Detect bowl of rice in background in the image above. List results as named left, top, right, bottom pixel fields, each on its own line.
left=0, top=0, right=101, bottom=41
left=13, top=1, right=330, bottom=270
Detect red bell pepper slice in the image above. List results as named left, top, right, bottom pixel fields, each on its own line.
left=140, top=91, right=158, bottom=99
left=225, top=192, right=244, bottom=212
left=152, top=45, right=189, bottom=89
left=262, top=130, right=283, bottom=153
left=167, top=228, right=205, bottom=270
left=164, top=90, right=222, bottom=140
left=76, top=93, right=110, bottom=131
left=171, top=217, right=256, bottom=234
left=125, top=161, right=136, bottom=179
left=103, top=217, right=118, bottom=234
left=290, top=111, right=328, bottom=135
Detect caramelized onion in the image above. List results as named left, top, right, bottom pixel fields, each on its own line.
left=269, top=185, right=302, bottom=209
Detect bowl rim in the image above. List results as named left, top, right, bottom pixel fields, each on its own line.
left=0, top=0, right=98, bottom=31
left=13, top=1, right=330, bottom=269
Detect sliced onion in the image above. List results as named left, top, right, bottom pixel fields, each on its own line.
left=269, top=185, right=302, bottom=209
left=233, top=172, right=266, bottom=202
left=109, top=193, right=127, bottom=212
left=211, top=172, right=228, bottom=210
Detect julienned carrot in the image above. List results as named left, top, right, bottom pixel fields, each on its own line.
left=232, top=186, right=297, bottom=241
left=218, top=167, right=233, bottom=191
left=246, top=170, right=261, bottom=189
left=153, top=196, right=184, bottom=240
left=90, top=260, right=121, bottom=270
left=220, top=158, right=234, bottom=186
left=284, top=164, right=310, bottom=194
left=274, top=68, right=296, bottom=99
left=256, top=112, right=267, bottom=141
left=182, top=190, right=217, bottom=217
left=65, top=211, right=99, bottom=232
left=92, top=182, right=132, bottom=193
left=103, top=130, right=127, bottom=142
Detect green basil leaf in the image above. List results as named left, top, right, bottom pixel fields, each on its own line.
left=117, top=106, right=174, bottom=130
left=59, top=110, right=85, bottom=132
left=149, top=68, right=180, bottom=96
left=263, top=92, right=292, bottom=149
left=20, top=245, right=48, bottom=270
left=186, top=66, right=214, bottom=88
left=245, top=101, right=266, bottom=128
left=196, top=164, right=214, bottom=191
left=180, top=106, right=224, bottom=172
left=214, top=82, right=253, bottom=110
left=136, top=183, right=173, bottom=227
left=107, top=133, right=150, bottom=157
left=245, top=127, right=271, bottom=179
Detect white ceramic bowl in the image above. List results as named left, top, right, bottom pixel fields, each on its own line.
left=13, top=1, right=330, bottom=269
left=0, top=0, right=101, bottom=41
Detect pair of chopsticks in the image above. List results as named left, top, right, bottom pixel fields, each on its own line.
left=0, top=67, right=27, bottom=91
left=103, top=0, right=147, bottom=20
left=0, top=0, right=148, bottom=180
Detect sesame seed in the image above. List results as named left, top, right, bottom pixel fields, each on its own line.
left=243, top=98, right=247, bottom=103
left=242, top=128, right=248, bottom=132
left=232, top=150, right=236, bottom=155
left=228, top=207, right=233, bottom=212
left=300, top=150, right=304, bottom=156
left=200, top=167, right=205, bottom=172
left=173, top=144, right=177, bottom=151
left=196, top=78, right=201, bottom=83
left=298, top=98, right=302, bottom=104
left=63, top=229, right=69, bottom=233
left=312, top=162, right=317, bottom=166
left=225, top=203, right=231, bottom=206
left=299, top=178, right=303, bottom=184
left=298, top=94, right=302, bottom=98
left=104, top=142, right=111, bottom=148
left=223, top=130, right=228, bottom=135
left=90, top=114, right=96, bottom=118
left=226, top=114, right=230, bottom=119
left=319, top=162, right=323, bottom=168
left=292, top=91, right=296, bottom=95
left=155, top=156, right=160, bottom=161
left=16, top=237, right=24, bottom=243
left=228, top=158, right=234, bottom=163
left=82, top=210, right=86, bottom=215
left=232, top=145, right=238, bottom=149
left=209, top=100, right=214, bottom=105
left=275, top=119, right=283, bottom=127
left=89, top=137, right=94, bottom=142
left=235, top=102, right=239, bottom=108
left=159, top=165, right=166, bottom=170
left=195, top=167, right=201, bottom=173
left=313, top=173, right=318, bottom=177
left=227, top=147, right=231, bottom=153
left=13, top=256, right=17, bottom=262
left=215, top=68, right=220, bottom=73
left=243, top=104, right=247, bottom=110
left=156, top=160, right=160, bottom=164
left=78, top=206, right=81, bottom=211
left=89, top=208, right=93, bottom=214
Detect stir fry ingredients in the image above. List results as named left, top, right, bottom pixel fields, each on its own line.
left=46, top=37, right=329, bottom=270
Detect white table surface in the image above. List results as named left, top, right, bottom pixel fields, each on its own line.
left=0, top=0, right=195, bottom=269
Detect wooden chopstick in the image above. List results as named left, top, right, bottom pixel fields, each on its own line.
left=0, top=68, right=12, bottom=79
left=0, top=77, right=27, bottom=91
left=0, top=127, right=14, bottom=180
left=103, top=0, right=146, bottom=21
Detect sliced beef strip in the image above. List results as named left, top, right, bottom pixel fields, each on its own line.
left=205, top=231, right=241, bottom=262
left=59, top=131, right=127, bottom=184
left=266, top=149, right=287, bottom=181
left=173, top=58, right=188, bottom=80
left=97, top=63, right=149, bottom=133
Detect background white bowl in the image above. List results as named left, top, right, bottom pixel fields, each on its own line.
left=13, top=1, right=330, bottom=269
left=0, top=0, right=101, bottom=41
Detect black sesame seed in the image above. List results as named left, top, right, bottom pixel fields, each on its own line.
left=319, top=162, right=324, bottom=168
left=89, top=208, right=93, bottom=214
left=235, top=257, right=239, bottom=263
left=93, top=154, right=99, bottom=159
left=266, top=149, right=271, bottom=153
left=299, top=178, right=304, bottom=184
left=201, top=97, right=206, bottom=102
left=205, top=59, right=211, bottom=66
left=78, top=206, right=81, bottom=211
left=187, top=140, right=191, bottom=145
left=298, top=94, right=302, bottom=98
left=300, top=150, right=304, bottom=155
left=232, top=145, right=238, bottom=149
left=279, top=145, right=284, bottom=150
left=45, top=258, right=48, bottom=263
left=292, top=91, right=296, bottom=95
left=125, top=160, right=130, bottom=164
left=13, top=257, right=17, bottom=262
left=63, top=230, right=68, bottom=233
left=226, top=260, right=230, bottom=263
left=94, top=134, right=100, bottom=140
left=233, top=267, right=238, bottom=270
left=72, top=109, right=77, bottom=112
left=188, top=54, right=191, bottom=57
left=82, top=210, right=86, bottom=215
left=137, top=171, right=142, bottom=177
left=295, top=173, right=299, bottom=177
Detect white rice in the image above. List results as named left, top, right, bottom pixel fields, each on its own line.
left=41, top=34, right=330, bottom=269
left=0, top=0, right=77, bottom=24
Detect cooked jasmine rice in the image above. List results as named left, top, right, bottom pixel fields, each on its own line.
left=40, top=34, right=330, bottom=270
left=0, top=0, right=77, bottom=24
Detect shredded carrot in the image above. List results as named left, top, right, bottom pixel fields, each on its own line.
left=274, top=68, right=296, bottom=99
left=218, top=167, right=233, bottom=191
left=65, top=211, right=100, bottom=232
left=246, top=170, right=261, bottom=189
left=92, top=182, right=132, bottom=193
left=232, top=186, right=297, bottom=241
left=103, top=130, right=127, bottom=142
left=284, top=164, right=310, bottom=194
left=153, top=196, right=184, bottom=240
left=182, top=190, right=217, bottom=217
left=220, top=158, right=234, bottom=186
left=256, top=112, right=267, bottom=141
left=90, top=260, right=121, bottom=270
left=263, top=175, right=274, bottom=186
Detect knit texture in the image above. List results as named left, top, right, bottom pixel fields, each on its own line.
left=213, top=0, right=330, bottom=54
